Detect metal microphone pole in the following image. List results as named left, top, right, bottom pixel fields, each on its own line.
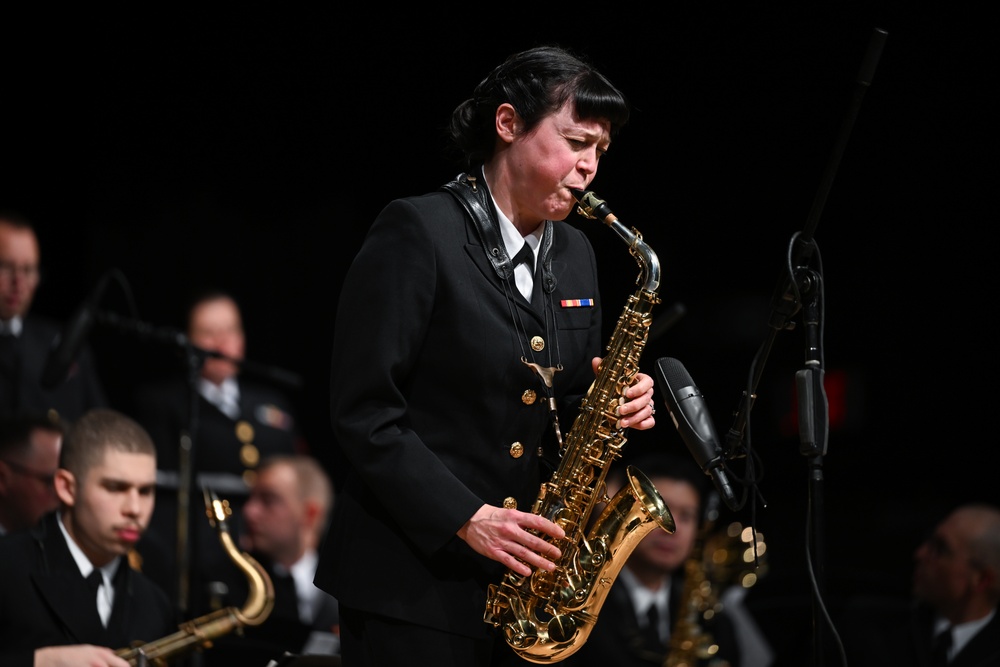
left=721, top=27, right=886, bottom=667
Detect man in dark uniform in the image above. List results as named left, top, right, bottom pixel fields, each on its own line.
left=131, top=290, right=302, bottom=620
left=207, top=454, right=340, bottom=665
left=0, top=212, right=107, bottom=425
left=0, top=408, right=174, bottom=666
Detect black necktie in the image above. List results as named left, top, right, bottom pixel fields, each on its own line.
left=86, top=570, right=105, bottom=626
left=0, top=331, right=20, bottom=412
left=641, top=603, right=663, bottom=653
left=272, top=570, right=300, bottom=621
left=931, top=627, right=952, bottom=667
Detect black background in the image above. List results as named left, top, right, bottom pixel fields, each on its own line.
left=4, top=6, right=995, bottom=664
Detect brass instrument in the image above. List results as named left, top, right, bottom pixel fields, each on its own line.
left=484, top=189, right=676, bottom=663
left=116, top=490, right=275, bottom=666
left=666, top=496, right=767, bottom=667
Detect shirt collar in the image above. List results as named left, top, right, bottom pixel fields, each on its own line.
left=0, top=316, right=23, bottom=336
left=481, top=168, right=543, bottom=261
left=619, top=565, right=671, bottom=617
left=57, top=511, right=121, bottom=583
left=198, top=376, right=241, bottom=418
left=942, top=608, right=997, bottom=658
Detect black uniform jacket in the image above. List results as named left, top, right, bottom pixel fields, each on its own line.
left=564, top=570, right=743, bottom=667
left=0, top=512, right=175, bottom=667
left=0, top=313, right=107, bottom=423
left=315, top=181, right=605, bottom=639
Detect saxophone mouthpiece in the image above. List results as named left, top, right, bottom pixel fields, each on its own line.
left=571, top=188, right=618, bottom=226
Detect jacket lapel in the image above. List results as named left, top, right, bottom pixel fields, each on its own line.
left=32, top=516, right=107, bottom=644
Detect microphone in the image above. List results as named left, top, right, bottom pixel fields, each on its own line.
left=655, top=357, right=740, bottom=511
left=41, top=272, right=113, bottom=389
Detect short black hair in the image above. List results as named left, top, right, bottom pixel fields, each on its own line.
left=448, top=45, right=629, bottom=168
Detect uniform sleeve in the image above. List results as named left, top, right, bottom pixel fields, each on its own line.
left=329, top=198, right=484, bottom=555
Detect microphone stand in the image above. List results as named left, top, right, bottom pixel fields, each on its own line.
left=721, top=27, right=887, bottom=667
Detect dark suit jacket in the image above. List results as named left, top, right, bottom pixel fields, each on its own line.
left=0, top=512, right=175, bottom=667
left=315, top=180, right=604, bottom=640
left=840, top=595, right=1000, bottom=667
left=0, top=313, right=107, bottom=423
left=564, top=570, right=743, bottom=667
left=130, top=376, right=300, bottom=616
left=205, top=552, right=340, bottom=665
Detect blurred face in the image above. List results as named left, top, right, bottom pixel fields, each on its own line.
left=188, top=296, right=245, bottom=385
left=628, top=477, right=701, bottom=575
left=241, top=462, right=306, bottom=566
left=912, top=509, right=982, bottom=619
left=56, top=449, right=156, bottom=567
left=0, top=427, right=61, bottom=532
left=498, top=101, right=611, bottom=228
left=0, top=221, right=41, bottom=320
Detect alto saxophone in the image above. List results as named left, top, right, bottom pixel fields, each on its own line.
left=484, top=189, right=676, bottom=663
left=116, top=490, right=275, bottom=666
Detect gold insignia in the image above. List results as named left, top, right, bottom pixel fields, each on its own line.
left=509, top=442, right=524, bottom=459
left=521, top=389, right=537, bottom=405
left=530, top=336, right=545, bottom=352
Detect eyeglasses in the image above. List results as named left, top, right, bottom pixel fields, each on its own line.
left=1, top=458, right=56, bottom=486
left=0, top=261, right=40, bottom=282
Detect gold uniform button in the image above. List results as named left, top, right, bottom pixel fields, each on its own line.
left=530, top=336, right=545, bottom=352
left=521, top=389, right=537, bottom=405
left=235, top=421, right=255, bottom=444
left=509, top=442, right=524, bottom=459
left=503, top=497, right=518, bottom=509
left=242, top=470, right=257, bottom=487
left=240, top=443, right=260, bottom=468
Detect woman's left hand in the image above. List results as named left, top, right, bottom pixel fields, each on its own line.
left=592, top=357, right=656, bottom=430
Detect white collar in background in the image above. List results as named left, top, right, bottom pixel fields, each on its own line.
left=198, top=376, right=241, bottom=419
left=0, top=316, right=23, bottom=336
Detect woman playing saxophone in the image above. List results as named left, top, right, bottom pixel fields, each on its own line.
left=314, top=45, right=657, bottom=667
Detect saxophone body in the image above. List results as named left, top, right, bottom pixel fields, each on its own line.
left=666, top=499, right=768, bottom=667
left=116, top=490, right=275, bottom=666
left=484, top=190, right=676, bottom=663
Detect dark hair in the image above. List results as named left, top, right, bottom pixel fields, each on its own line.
left=60, top=408, right=156, bottom=482
left=449, top=45, right=629, bottom=168
left=0, top=413, right=64, bottom=459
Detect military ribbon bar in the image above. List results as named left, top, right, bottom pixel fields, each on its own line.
left=560, top=299, right=594, bottom=308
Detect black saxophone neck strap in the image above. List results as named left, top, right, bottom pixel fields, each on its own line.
left=441, top=172, right=556, bottom=292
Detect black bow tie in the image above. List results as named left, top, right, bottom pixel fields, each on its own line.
left=512, top=243, right=534, bottom=275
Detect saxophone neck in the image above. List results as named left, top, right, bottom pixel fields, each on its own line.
left=572, top=188, right=661, bottom=294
